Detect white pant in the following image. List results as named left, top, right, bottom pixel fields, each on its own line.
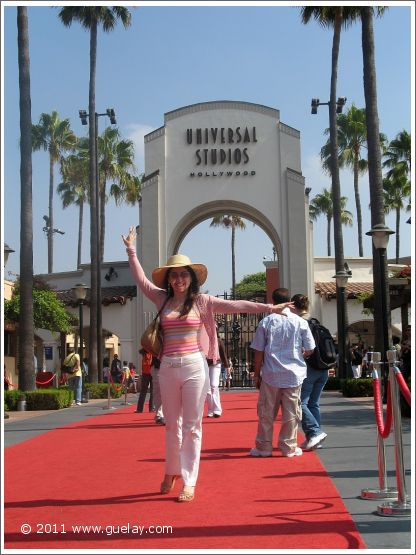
left=159, top=352, right=209, bottom=486
left=206, top=362, right=222, bottom=416
left=352, top=364, right=362, bottom=378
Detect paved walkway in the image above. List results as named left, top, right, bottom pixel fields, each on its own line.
left=4, top=390, right=412, bottom=551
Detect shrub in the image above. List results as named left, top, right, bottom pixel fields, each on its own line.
left=324, top=377, right=344, bottom=391
left=341, top=378, right=373, bottom=397
left=4, top=389, right=23, bottom=411
left=25, top=389, right=74, bottom=410
left=84, top=382, right=123, bottom=399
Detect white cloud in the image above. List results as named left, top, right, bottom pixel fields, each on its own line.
left=124, top=123, right=155, bottom=174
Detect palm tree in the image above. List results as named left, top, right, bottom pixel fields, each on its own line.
left=321, top=105, right=369, bottom=256
left=97, top=126, right=135, bottom=261
left=209, top=215, right=247, bottom=298
left=58, top=141, right=89, bottom=269
left=32, top=111, right=76, bottom=273
left=383, top=129, right=411, bottom=179
left=17, top=6, right=35, bottom=391
left=309, top=188, right=353, bottom=256
left=301, top=6, right=360, bottom=378
left=383, top=168, right=411, bottom=263
left=361, top=7, right=390, bottom=359
left=58, top=6, right=132, bottom=383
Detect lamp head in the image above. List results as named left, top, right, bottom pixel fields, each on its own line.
left=311, top=98, right=319, bottom=115
left=336, top=97, right=347, bottom=113
left=79, top=110, right=88, bottom=125
left=106, top=108, right=116, bottom=125
left=366, top=224, right=394, bottom=249
left=73, top=283, right=88, bottom=301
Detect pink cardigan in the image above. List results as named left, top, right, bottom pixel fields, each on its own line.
left=126, top=246, right=273, bottom=361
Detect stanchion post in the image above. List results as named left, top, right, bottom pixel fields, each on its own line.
left=361, top=352, right=397, bottom=500
left=377, top=350, right=411, bottom=517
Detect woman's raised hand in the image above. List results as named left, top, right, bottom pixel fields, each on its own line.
left=122, top=226, right=137, bottom=248
left=272, top=301, right=295, bottom=314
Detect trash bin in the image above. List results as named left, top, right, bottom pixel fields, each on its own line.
left=17, top=394, right=27, bottom=411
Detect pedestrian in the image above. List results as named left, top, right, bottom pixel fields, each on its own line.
left=350, top=344, right=363, bottom=378
left=128, top=362, right=137, bottom=393
left=205, top=326, right=231, bottom=418
left=135, top=348, right=154, bottom=413
left=64, top=352, right=82, bottom=406
left=151, top=357, right=165, bottom=425
left=122, top=225, right=293, bottom=502
left=110, top=354, right=123, bottom=384
left=249, top=289, right=315, bottom=458
left=400, top=325, right=411, bottom=382
left=296, top=294, right=330, bottom=451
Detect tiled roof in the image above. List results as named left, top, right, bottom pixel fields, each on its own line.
left=57, top=286, right=137, bottom=307
left=315, top=282, right=374, bottom=300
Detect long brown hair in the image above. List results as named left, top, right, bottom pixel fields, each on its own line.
left=164, top=266, right=200, bottom=317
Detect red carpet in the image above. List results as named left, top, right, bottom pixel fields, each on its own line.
left=4, top=392, right=365, bottom=549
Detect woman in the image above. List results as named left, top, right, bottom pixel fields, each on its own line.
left=122, top=226, right=293, bottom=502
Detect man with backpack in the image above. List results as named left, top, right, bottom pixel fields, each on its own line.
left=300, top=314, right=337, bottom=451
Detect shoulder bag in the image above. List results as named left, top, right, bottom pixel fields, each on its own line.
left=140, top=297, right=170, bottom=357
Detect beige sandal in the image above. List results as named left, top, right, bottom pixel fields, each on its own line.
left=178, top=486, right=195, bottom=502
left=160, top=474, right=180, bottom=494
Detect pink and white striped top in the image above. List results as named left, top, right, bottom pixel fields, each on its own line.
left=160, top=308, right=202, bottom=356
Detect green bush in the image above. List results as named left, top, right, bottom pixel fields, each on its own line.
left=5, top=388, right=73, bottom=411
left=4, top=389, right=23, bottom=411
left=324, top=377, right=344, bottom=391
left=84, top=382, right=123, bottom=399
left=25, top=388, right=74, bottom=410
left=341, top=378, right=373, bottom=397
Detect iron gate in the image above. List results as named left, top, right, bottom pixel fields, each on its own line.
left=215, top=292, right=267, bottom=388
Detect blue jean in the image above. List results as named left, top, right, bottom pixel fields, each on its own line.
left=300, top=367, right=328, bottom=439
left=69, top=375, right=82, bottom=403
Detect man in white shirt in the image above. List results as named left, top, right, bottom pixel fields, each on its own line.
left=249, top=289, right=315, bottom=458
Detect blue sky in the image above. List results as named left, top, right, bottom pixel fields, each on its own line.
left=2, top=2, right=413, bottom=296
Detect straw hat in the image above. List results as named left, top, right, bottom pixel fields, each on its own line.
left=152, top=254, right=208, bottom=288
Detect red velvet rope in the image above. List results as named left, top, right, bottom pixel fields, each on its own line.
left=372, top=378, right=393, bottom=439
left=35, top=373, right=56, bottom=385
left=394, top=368, right=411, bottom=406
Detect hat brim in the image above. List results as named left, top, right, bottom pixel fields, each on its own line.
left=152, top=263, right=208, bottom=288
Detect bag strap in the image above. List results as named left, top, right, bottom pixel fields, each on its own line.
left=154, top=296, right=170, bottom=322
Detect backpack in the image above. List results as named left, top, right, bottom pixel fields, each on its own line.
left=307, top=318, right=337, bottom=370
left=62, top=352, right=78, bottom=374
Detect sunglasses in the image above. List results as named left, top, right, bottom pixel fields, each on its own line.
left=170, top=270, right=191, bottom=280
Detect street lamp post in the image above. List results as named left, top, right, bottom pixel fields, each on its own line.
left=79, top=108, right=117, bottom=382
left=311, top=96, right=349, bottom=379
left=366, top=224, right=395, bottom=401
left=332, top=269, right=352, bottom=378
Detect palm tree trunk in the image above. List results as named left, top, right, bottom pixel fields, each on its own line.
left=77, top=199, right=83, bottom=269
left=100, top=181, right=106, bottom=262
left=88, top=16, right=98, bottom=382
left=231, top=224, right=236, bottom=299
left=48, top=155, right=54, bottom=273
left=361, top=7, right=392, bottom=357
left=353, top=156, right=364, bottom=256
left=17, top=7, right=35, bottom=391
left=330, top=10, right=350, bottom=378
left=327, top=215, right=331, bottom=256
left=395, top=207, right=400, bottom=263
